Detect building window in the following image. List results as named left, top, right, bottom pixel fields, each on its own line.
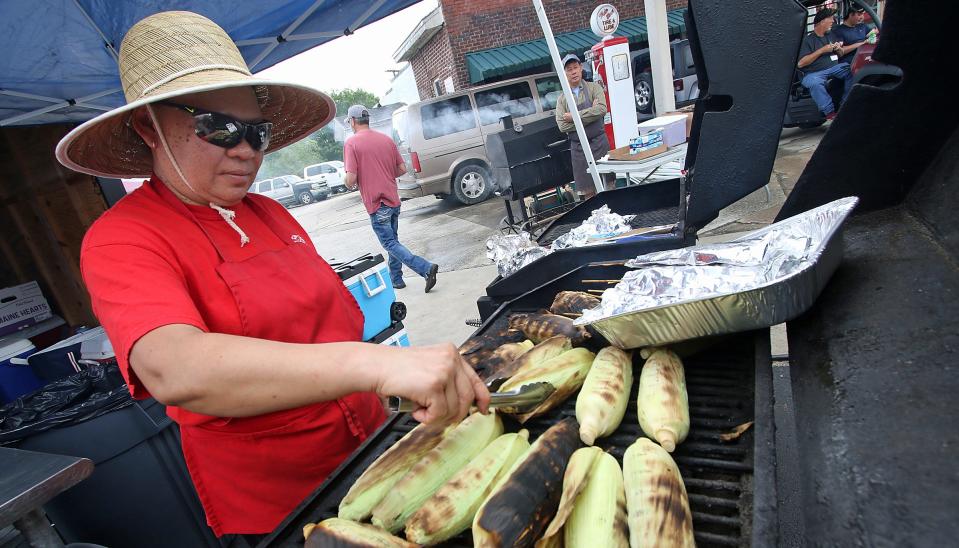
left=474, top=82, right=537, bottom=125
left=421, top=95, right=476, bottom=139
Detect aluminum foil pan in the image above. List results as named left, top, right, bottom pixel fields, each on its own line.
left=577, top=197, right=858, bottom=348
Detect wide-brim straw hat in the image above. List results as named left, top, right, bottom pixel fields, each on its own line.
left=56, top=11, right=335, bottom=179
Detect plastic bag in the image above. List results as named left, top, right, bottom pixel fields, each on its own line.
left=0, top=362, right=133, bottom=445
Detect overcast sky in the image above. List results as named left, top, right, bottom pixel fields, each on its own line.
left=257, top=1, right=438, bottom=99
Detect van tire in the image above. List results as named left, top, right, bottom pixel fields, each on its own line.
left=451, top=164, right=493, bottom=205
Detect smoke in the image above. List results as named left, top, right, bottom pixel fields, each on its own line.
left=421, top=98, right=477, bottom=139
left=475, top=91, right=536, bottom=125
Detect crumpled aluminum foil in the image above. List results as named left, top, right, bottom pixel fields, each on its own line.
left=552, top=205, right=633, bottom=249
left=486, top=232, right=552, bottom=277
left=578, top=197, right=858, bottom=324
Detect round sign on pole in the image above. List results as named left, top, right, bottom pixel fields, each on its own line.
left=590, top=4, right=620, bottom=37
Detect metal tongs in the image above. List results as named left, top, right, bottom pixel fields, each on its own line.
left=388, top=382, right=556, bottom=415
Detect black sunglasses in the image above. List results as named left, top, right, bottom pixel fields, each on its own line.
left=159, top=102, right=273, bottom=151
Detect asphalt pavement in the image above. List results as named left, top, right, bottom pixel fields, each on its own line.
left=292, top=125, right=827, bottom=349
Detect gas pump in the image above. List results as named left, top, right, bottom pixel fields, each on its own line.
left=587, top=4, right=638, bottom=149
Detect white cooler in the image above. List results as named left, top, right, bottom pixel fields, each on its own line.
left=638, top=114, right=689, bottom=147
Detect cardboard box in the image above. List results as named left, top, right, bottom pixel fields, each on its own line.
left=607, top=141, right=668, bottom=162
left=638, top=114, right=688, bottom=147
left=0, top=282, right=52, bottom=337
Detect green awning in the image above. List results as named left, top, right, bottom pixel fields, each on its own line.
left=466, top=8, right=687, bottom=84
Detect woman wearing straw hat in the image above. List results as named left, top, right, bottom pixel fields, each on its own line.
left=56, top=11, right=489, bottom=538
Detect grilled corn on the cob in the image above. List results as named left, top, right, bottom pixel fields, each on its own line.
left=549, top=291, right=601, bottom=316
left=405, top=430, right=531, bottom=545
left=338, top=422, right=453, bottom=521
left=623, top=437, right=695, bottom=548
left=576, top=347, right=633, bottom=445
left=473, top=418, right=582, bottom=548
left=508, top=313, right=590, bottom=345
left=499, top=347, right=595, bottom=423
left=637, top=347, right=689, bottom=452
left=371, top=411, right=503, bottom=532
left=304, top=517, right=415, bottom=547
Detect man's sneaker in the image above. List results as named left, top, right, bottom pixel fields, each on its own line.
left=825, top=111, right=837, bottom=121
left=393, top=280, right=406, bottom=289
left=424, top=264, right=439, bottom=293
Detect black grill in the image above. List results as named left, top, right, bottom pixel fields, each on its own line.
left=261, top=323, right=768, bottom=548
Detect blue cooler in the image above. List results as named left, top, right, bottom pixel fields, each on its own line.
left=332, top=254, right=407, bottom=341
left=0, top=338, right=43, bottom=404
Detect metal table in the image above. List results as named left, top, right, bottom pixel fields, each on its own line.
left=0, top=447, right=93, bottom=547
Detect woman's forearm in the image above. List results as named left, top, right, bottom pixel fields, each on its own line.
left=131, top=324, right=387, bottom=417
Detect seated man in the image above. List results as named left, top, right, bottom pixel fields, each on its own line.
left=797, top=8, right=854, bottom=120
left=831, top=6, right=875, bottom=65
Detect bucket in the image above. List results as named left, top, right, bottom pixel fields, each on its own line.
left=0, top=338, right=43, bottom=404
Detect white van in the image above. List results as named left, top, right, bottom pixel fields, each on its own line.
left=394, top=72, right=563, bottom=205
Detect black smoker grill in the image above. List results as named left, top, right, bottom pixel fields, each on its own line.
left=477, top=0, right=808, bottom=319
left=261, top=0, right=958, bottom=546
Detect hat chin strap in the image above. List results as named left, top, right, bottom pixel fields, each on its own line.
left=147, top=105, right=250, bottom=247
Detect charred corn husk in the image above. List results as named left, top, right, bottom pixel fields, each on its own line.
left=537, top=446, right=599, bottom=548
left=499, top=347, right=595, bottom=423
left=371, top=411, right=503, bottom=532
left=549, top=291, right=601, bottom=316
left=481, top=340, right=535, bottom=380
left=405, top=430, right=531, bottom=545
left=508, top=313, right=590, bottom=345
left=485, top=336, right=571, bottom=382
left=576, top=347, right=633, bottom=445
left=459, top=329, right=526, bottom=368
left=637, top=347, right=689, bottom=452
left=304, top=517, right=415, bottom=547
left=473, top=418, right=582, bottom=548
left=338, top=422, right=453, bottom=521
left=623, top=438, right=695, bottom=548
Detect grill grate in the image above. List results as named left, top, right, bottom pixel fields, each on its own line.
left=538, top=205, right=680, bottom=246
left=263, top=315, right=757, bottom=548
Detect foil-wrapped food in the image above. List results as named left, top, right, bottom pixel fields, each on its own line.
left=576, top=197, right=859, bottom=340
left=551, top=205, right=632, bottom=250
left=486, top=232, right=552, bottom=277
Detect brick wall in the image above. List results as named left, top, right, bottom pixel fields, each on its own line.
left=409, top=0, right=689, bottom=100
left=410, top=26, right=456, bottom=100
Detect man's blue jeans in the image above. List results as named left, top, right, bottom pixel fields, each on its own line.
left=801, top=63, right=853, bottom=116
left=370, top=204, right=432, bottom=284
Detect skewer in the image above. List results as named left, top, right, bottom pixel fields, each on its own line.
left=582, top=279, right=621, bottom=284
left=586, top=289, right=606, bottom=295
left=558, top=312, right=582, bottom=318
left=592, top=260, right=627, bottom=266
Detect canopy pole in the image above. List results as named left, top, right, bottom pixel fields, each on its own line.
left=644, top=0, right=676, bottom=114
left=532, top=0, right=605, bottom=193
left=70, top=0, right=119, bottom=63
left=250, top=0, right=329, bottom=69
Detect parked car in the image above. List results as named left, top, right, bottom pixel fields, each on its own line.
left=394, top=72, right=562, bottom=205
left=303, top=162, right=349, bottom=194
left=631, top=38, right=699, bottom=115
left=250, top=174, right=329, bottom=207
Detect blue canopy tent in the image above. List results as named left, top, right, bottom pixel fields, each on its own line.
left=0, top=0, right=419, bottom=126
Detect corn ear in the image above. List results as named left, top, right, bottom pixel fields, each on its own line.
left=338, top=422, right=453, bottom=521
left=473, top=418, right=582, bottom=548
left=565, top=451, right=629, bottom=548
left=482, top=340, right=535, bottom=380
left=405, top=430, right=531, bottom=545
left=500, top=347, right=595, bottom=423
left=576, top=347, right=634, bottom=445
left=537, top=446, right=602, bottom=547
left=637, top=347, right=689, bottom=452
left=371, top=411, right=503, bottom=532
left=623, top=438, right=695, bottom=548
left=304, top=517, right=415, bottom=547
left=493, top=336, right=571, bottom=381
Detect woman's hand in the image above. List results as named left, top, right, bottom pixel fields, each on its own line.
left=374, top=343, right=491, bottom=424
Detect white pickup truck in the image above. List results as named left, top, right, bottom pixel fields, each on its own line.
left=303, top=161, right=349, bottom=194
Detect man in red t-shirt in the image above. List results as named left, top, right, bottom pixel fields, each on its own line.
left=344, top=105, right=439, bottom=292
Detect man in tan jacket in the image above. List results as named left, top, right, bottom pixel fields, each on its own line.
left=555, top=53, right=612, bottom=199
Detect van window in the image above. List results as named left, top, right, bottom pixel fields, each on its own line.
left=392, top=109, right=409, bottom=146
left=421, top=96, right=476, bottom=139
left=535, top=77, right=563, bottom=111
left=474, top=82, right=536, bottom=125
